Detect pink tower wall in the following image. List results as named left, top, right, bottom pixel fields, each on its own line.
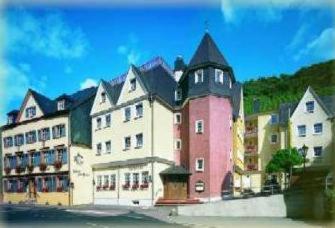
left=180, top=95, right=233, bottom=200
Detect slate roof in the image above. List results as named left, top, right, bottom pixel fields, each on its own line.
left=320, top=95, right=335, bottom=117
left=231, top=82, right=242, bottom=118
left=101, top=80, right=124, bottom=105
left=279, top=102, right=298, bottom=125
left=160, top=165, right=191, bottom=175
left=189, top=32, right=229, bottom=68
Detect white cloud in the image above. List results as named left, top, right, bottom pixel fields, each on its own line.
left=294, top=27, right=335, bottom=61
left=117, top=34, right=142, bottom=64
left=220, top=0, right=335, bottom=23
left=80, top=78, right=97, bottom=90
left=6, top=9, right=89, bottom=59
left=286, top=24, right=309, bottom=51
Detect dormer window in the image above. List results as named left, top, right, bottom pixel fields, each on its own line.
left=101, top=92, right=106, bottom=103
left=195, top=69, right=203, bottom=84
left=175, top=89, right=182, bottom=101
left=223, top=72, right=231, bottom=88
left=215, top=69, right=224, bottom=84
left=7, top=116, right=14, bottom=124
left=57, top=100, right=65, bottom=111
left=130, top=79, right=136, bottom=92
left=306, top=101, right=314, bottom=113
left=25, top=106, right=36, bottom=119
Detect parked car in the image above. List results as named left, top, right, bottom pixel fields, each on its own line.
left=241, top=189, right=255, bottom=198
left=261, top=179, right=281, bottom=195
left=221, top=190, right=233, bottom=200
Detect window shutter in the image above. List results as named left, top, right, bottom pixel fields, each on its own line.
left=52, top=127, right=56, bottom=139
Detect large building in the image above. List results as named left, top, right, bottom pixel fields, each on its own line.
left=1, top=88, right=96, bottom=205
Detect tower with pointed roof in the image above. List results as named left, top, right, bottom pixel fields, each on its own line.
left=175, top=32, right=240, bottom=201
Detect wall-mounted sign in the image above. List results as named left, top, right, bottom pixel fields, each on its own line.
left=195, top=181, right=205, bottom=192
left=74, top=153, right=83, bottom=165
left=73, top=169, right=90, bottom=177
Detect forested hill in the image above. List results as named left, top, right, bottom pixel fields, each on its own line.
left=243, top=59, right=335, bottom=115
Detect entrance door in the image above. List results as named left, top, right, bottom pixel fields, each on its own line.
left=163, top=176, right=188, bottom=200
left=28, top=178, right=36, bottom=199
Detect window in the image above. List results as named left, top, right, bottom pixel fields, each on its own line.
left=25, top=131, right=37, bottom=144
left=223, top=72, right=231, bottom=88
left=52, top=124, right=66, bottom=139
left=105, top=114, right=111, bottom=127
left=194, top=69, right=203, bottom=83
left=57, top=100, right=65, bottom=111
left=97, top=175, right=102, bottom=187
left=96, top=117, right=102, bottom=130
left=270, top=114, right=278, bottom=124
left=124, top=136, right=131, bottom=150
left=195, top=181, right=205, bottom=192
left=135, top=133, right=143, bottom=148
left=314, top=123, right=323, bottom=134
left=7, top=116, right=14, bottom=124
left=175, top=89, right=182, bottom=101
left=130, top=78, right=136, bottom=91
left=103, top=175, right=109, bottom=187
left=175, top=139, right=182, bottom=150
left=14, top=134, right=24, bottom=146
left=101, top=92, right=106, bottom=103
left=195, top=120, right=204, bottom=134
left=25, top=106, right=36, bottom=118
left=38, top=128, right=50, bottom=141
left=110, top=174, right=116, bottom=186
left=96, top=143, right=102, bottom=155
left=196, top=158, right=204, bottom=172
left=215, top=69, right=224, bottom=84
left=3, top=137, right=13, bottom=148
left=124, top=107, right=131, bottom=122
left=133, top=173, right=139, bottom=185
left=306, top=101, right=314, bottom=113
left=124, top=173, right=131, bottom=186
left=297, top=125, right=306, bottom=137
left=270, top=134, right=278, bottom=144
left=142, top=171, right=149, bottom=184
left=174, top=113, right=181, bottom=124
left=314, top=147, right=322, bottom=157
left=135, top=103, right=143, bottom=118
left=105, top=141, right=111, bottom=154
left=57, top=148, right=67, bottom=164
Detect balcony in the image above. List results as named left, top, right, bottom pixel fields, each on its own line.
left=245, top=127, right=257, bottom=138
left=245, top=145, right=258, bottom=155
left=246, top=164, right=258, bottom=171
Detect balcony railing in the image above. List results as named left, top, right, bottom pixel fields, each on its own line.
left=246, top=164, right=258, bottom=171
left=245, top=127, right=258, bottom=137
left=245, top=145, right=258, bottom=154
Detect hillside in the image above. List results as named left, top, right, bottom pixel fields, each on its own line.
left=243, top=59, right=335, bottom=115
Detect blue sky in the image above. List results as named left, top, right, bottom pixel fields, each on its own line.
left=0, top=1, right=334, bottom=124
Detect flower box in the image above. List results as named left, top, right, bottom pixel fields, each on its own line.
left=56, top=187, right=63, bottom=192
left=4, top=167, right=11, bottom=175
left=131, top=184, right=139, bottom=190
left=39, top=163, right=47, bottom=172
left=109, top=185, right=115, bottom=191
left=96, top=186, right=101, bottom=191
left=122, top=184, right=130, bottom=190
left=17, top=187, right=24, bottom=193
left=53, top=160, right=62, bottom=170
left=140, top=183, right=149, bottom=189
left=27, top=164, right=34, bottom=173
left=102, top=185, right=109, bottom=190
left=42, top=187, right=49, bottom=193
left=15, top=166, right=25, bottom=174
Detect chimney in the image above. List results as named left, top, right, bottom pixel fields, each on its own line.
left=173, top=55, right=186, bottom=82
left=253, top=98, right=260, bottom=114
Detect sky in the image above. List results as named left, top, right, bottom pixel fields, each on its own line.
left=0, top=0, right=334, bottom=124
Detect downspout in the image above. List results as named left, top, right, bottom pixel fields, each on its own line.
left=149, top=93, right=155, bottom=205
left=68, top=113, right=72, bottom=206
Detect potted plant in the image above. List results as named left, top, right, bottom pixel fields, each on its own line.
left=122, top=183, right=130, bottom=190
left=15, top=165, right=25, bottom=174
left=27, top=164, right=34, bottom=173
left=132, top=183, right=139, bottom=190
left=96, top=186, right=101, bottom=191
left=42, top=187, right=48, bottom=193
left=53, top=160, right=62, bottom=170
left=4, top=167, right=11, bottom=175
left=39, top=163, right=47, bottom=172
left=109, top=185, right=115, bottom=191
left=140, top=182, right=149, bottom=189
left=56, top=186, right=63, bottom=192
left=103, top=185, right=109, bottom=190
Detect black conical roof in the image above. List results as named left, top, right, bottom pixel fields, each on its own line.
left=189, top=32, right=229, bottom=67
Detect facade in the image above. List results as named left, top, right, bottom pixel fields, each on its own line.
left=1, top=88, right=96, bottom=206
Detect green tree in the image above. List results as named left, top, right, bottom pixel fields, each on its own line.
left=266, top=148, right=304, bottom=188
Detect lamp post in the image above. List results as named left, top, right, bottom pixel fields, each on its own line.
left=301, top=144, right=308, bottom=172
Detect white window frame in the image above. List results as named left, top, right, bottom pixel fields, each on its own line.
left=57, top=100, right=65, bottom=111
left=175, top=89, right=182, bottom=101
left=105, top=114, right=111, bottom=127
left=26, top=106, right=36, bottom=118
left=215, top=69, right=224, bottom=84
left=305, top=101, right=315, bottom=113
left=124, top=136, right=131, bottom=150
left=195, top=120, right=204, bottom=134
left=129, top=78, right=136, bottom=92
left=270, top=134, right=278, bottom=144
left=313, top=123, right=323, bottom=135
left=135, top=103, right=143, bottom=118
left=96, top=143, right=102, bottom=155
left=174, top=113, right=182, bottom=124
left=194, top=69, right=203, bottom=84
left=124, top=107, right=131, bottom=122
left=313, top=146, right=323, bottom=157
left=195, top=158, right=204, bottom=172
left=175, top=139, right=182, bottom=150
left=101, top=92, right=106, bottom=103
left=105, top=141, right=111, bottom=154
left=135, top=133, right=143, bottom=148
left=297, top=125, right=306, bottom=137
left=96, top=117, right=102, bottom=130
left=270, top=114, right=278, bottom=125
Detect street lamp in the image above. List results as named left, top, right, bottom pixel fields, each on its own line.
left=301, top=144, right=308, bottom=172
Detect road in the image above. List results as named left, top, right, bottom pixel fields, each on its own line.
left=0, top=204, right=179, bottom=228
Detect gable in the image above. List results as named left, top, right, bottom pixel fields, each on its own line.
left=17, top=92, right=44, bottom=122
left=90, top=82, right=113, bottom=116
left=291, top=88, right=329, bottom=121
left=116, top=66, right=147, bottom=105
